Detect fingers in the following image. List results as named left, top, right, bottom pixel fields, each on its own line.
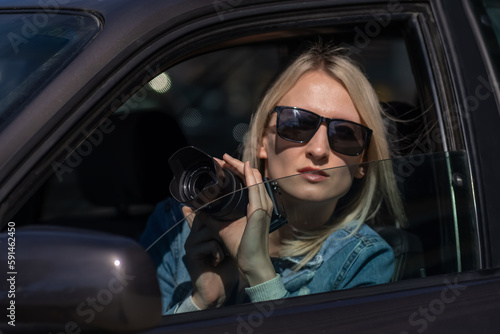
left=221, top=154, right=245, bottom=178
left=186, top=238, right=225, bottom=267
left=182, top=206, right=195, bottom=229
left=244, top=161, right=273, bottom=216
left=221, top=154, right=274, bottom=218
left=236, top=163, right=275, bottom=285
left=219, top=154, right=272, bottom=213
left=187, top=214, right=221, bottom=243
left=185, top=208, right=222, bottom=239
left=214, top=156, right=240, bottom=175
left=193, top=240, right=225, bottom=267
left=185, top=221, right=226, bottom=267
left=245, top=161, right=264, bottom=206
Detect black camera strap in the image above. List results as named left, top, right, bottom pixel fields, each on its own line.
left=264, top=178, right=288, bottom=233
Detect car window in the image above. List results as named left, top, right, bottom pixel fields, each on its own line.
left=0, top=12, right=101, bottom=132
left=32, top=38, right=476, bottom=267
left=31, top=38, right=419, bottom=235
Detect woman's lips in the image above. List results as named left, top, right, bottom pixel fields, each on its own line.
left=297, top=167, right=329, bottom=182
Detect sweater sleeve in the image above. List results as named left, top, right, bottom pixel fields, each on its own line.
left=245, top=274, right=289, bottom=303
left=174, top=295, right=202, bottom=313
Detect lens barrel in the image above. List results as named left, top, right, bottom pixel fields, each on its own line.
left=169, top=146, right=248, bottom=221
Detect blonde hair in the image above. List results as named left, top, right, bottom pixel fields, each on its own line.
left=241, top=42, right=406, bottom=268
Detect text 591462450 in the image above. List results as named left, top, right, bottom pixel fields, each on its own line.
left=6, top=221, right=16, bottom=327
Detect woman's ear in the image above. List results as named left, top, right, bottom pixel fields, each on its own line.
left=354, top=164, right=366, bottom=179
left=258, top=135, right=268, bottom=159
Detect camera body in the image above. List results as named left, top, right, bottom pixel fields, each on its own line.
left=169, top=146, right=248, bottom=222
left=169, top=146, right=287, bottom=232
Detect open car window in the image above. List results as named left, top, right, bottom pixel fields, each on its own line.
left=139, top=150, right=477, bottom=314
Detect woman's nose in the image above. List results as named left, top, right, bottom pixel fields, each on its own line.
left=305, top=124, right=330, bottom=161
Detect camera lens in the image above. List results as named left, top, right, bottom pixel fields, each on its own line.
left=169, top=146, right=248, bottom=221
left=182, top=165, right=216, bottom=201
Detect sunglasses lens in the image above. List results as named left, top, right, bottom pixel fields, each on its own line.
left=328, top=121, right=367, bottom=156
left=275, top=107, right=370, bottom=156
left=277, top=108, right=318, bottom=142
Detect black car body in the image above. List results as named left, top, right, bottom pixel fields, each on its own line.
left=1, top=0, right=500, bottom=332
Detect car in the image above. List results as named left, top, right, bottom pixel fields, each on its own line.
left=1, top=0, right=500, bottom=332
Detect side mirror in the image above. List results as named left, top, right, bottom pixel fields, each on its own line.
left=0, top=225, right=161, bottom=332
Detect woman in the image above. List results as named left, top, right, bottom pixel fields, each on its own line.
left=140, top=42, right=405, bottom=314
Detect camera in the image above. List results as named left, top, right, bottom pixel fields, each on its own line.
left=169, top=146, right=248, bottom=222
left=168, top=146, right=287, bottom=231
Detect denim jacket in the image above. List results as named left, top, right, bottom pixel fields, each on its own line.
left=140, top=198, right=394, bottom=314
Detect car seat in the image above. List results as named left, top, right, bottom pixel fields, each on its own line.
left=69, top=109, right=188, bottom=239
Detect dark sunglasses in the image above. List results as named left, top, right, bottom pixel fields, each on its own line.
left=270, top=106, right=372, bottom=156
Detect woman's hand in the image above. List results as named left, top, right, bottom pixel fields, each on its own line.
left=182, top=206, right=239, bottom=309
left=183, top=153, right=277, bottom=310
left=210, top=155, right=277, bottom=286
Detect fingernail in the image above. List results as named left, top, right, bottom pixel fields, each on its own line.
left=213, top=254, right=221, bottom=267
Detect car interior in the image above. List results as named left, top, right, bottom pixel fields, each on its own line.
left=8, top=14, right=479, bottom=303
